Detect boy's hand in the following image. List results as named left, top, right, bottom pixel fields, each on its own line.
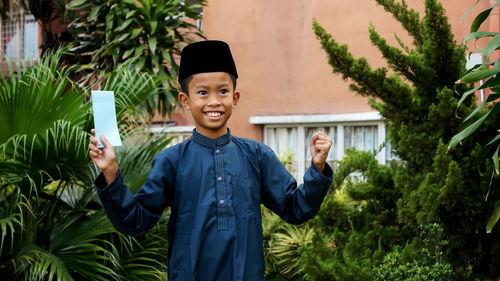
left=310, top=131, right=333, bottom=173
left=89, top=129, right=118, bottom=185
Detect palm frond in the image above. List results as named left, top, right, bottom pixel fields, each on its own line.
left=0, top=120, right=93, bottom=187
left=116, top=232, right=168, bottom=281
left=267, top=224, right=314, bottom=277
left=47, top=211, right=121, bottom=280
left=0, top=49, right=90, bottom=145
left=0, top=187, right=29, bottom=253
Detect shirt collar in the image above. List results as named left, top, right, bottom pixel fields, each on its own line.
left=192, top=129, right=231, bottom=147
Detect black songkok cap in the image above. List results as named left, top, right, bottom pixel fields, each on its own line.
left=178, top=40, right=238, bottom=83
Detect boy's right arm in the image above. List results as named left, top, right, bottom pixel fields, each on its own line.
left=89, top=129, right=118, bottom=185
left=89, top=129, right=170, bottom=236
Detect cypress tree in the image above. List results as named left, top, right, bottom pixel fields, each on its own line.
left=303, top=0, right=500, bottom=279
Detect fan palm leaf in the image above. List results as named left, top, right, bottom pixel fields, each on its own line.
left=0, top=48, right=171, bottom=280
left=0, top=51, right=90, bottom=145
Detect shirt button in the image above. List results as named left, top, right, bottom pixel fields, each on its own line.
left=215, top=149, right=221, bottom=154
left=219, top=200, right=225, bottom=205
left=217, top=177, right=223, bottom=182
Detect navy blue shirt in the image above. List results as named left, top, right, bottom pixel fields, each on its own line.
left=95, top=129, right=333, bottom=281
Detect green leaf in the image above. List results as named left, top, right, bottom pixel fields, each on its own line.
left=460, top=0, right=480, bottom=23
left=152, top=55, right=160, bottom=75
left=161, top=49, right=172, bottom=65
left=470, top=0, right=500, bottom=32
left=150, top=21, right=158, bottom=34
left=134, top=45, right=145, bottom=57
left=462, top=93, right=500, bottom=125
left=486, top=201, right=500, bottom=233
left=131, top=27, right=143, bottom=39
left=117, top=18, right=134, bottom=32
left=105, top=14, right=114, bottom=31
left=66, top=0, right=90, bottom=9
left=449, top=103, right=500, bottom=148
left=462, top=31, right=498, bottom=45
left=135, top=57, right=146, bottom=73
left=482, top=33, right=500, bottom=60
left=462, top=66, right=500, bottom=83
left=457, top=76, right=500, bottom=107
left=118, top=32, right=130, bottom=42
left=88, top=5, right=102, bottom=21
left=148, top=37, right=157, bottom=54
left=122, top=48, right=135, bottom=60
left=493, top=144, right=499, bottom=175
left=126, top=10, right=136, bottom=19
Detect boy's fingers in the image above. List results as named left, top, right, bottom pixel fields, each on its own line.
left=310, top=133, right=320, bottom=146
left=101, top=134, right=112, bottom=148
left=89, top=136, right=100, bottom=146
left=89, top=150, right=100, bottom=158
left=89, top=143, right=103, bottom=153
left=91, top=129, right=95, bottom=135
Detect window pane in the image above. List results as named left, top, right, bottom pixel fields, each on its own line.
left=266, top=127, right=298, bottom=177
left=344, top=125, right=378, bottom=153
left=2, top=9, right=39, bottom=61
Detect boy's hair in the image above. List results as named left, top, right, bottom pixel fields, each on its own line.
left=180, top=73, right=237, bottom=95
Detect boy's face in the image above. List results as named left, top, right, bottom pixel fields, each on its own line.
left=179, top=72, right=240, bottom=139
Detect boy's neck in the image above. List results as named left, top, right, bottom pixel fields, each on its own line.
left=194, top=126, right=229, bottom=140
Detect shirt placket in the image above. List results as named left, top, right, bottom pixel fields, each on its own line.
left=214, top=146, right=227, bottom=231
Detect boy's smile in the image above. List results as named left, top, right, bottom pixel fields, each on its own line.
left=179, top=72, right=240, bottom=139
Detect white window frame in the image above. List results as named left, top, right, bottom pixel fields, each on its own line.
left=149, top=125, right=195, bottom=146
left=250, top=112, right=387, bottom=180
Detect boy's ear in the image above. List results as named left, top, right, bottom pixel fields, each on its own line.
left=179, top=92, right=191, bottom=110
left=232, top=91, right=240, bottom=108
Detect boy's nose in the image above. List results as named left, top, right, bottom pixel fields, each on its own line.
left=207, top=94, right=222, bottom=106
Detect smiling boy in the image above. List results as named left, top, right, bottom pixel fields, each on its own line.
left=89, top=40, right=333, bottom=281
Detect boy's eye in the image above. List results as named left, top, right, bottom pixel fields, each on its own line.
left=198, top=91, right=207, bottom=95
left=220, top=89, right=228, bottom=94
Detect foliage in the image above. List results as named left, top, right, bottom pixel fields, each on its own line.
left=263, top=152, right=311, bottom=280
left=300, top=150, right=402, bottom=281
left=449, top=0, right=500, bottom=232
left=373, top=223, right=454, bottom=281
left=311, top=0, right=499, bottom=279
left=0, top=49, right=172, bottom=280
left=277, top=148, right=296, bottom=176
left=66, top=0, right=205, bottom=118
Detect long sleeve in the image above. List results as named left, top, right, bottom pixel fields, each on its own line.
left=94, top=153, right=173, bottom=236
left=260, top=147, right=333, bottom=225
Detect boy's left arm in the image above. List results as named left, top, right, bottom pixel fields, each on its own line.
left=261, top=131, right=333, bottom=225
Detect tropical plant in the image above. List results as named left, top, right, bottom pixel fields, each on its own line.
left=448, top=0, right=500, bottom=233
left=262, top=209, right=314, bottom=281
left=0, top=49, right=172, bottom=280
left=307, top=0, right=499, bottom=279
left=66, top=0, right=205, bottom=118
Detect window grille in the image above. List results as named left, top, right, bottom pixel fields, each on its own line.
left=1, top=9, right=39, bottom=61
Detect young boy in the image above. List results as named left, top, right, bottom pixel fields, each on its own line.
left=89, top=40, right=333, bottom=281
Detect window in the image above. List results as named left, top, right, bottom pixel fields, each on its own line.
left=344, top=125, right=378, bottom=153
left=1, top=8, right=39, bottom=61
left=251, top=113, right=392, bottom=183
left=149, top=125, right=194, bottom=147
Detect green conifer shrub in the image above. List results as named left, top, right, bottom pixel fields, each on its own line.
left=304, top=0, right=500, bottom=279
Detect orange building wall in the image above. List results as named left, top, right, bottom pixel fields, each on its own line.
left=171, top=0, right=497, bottom=141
